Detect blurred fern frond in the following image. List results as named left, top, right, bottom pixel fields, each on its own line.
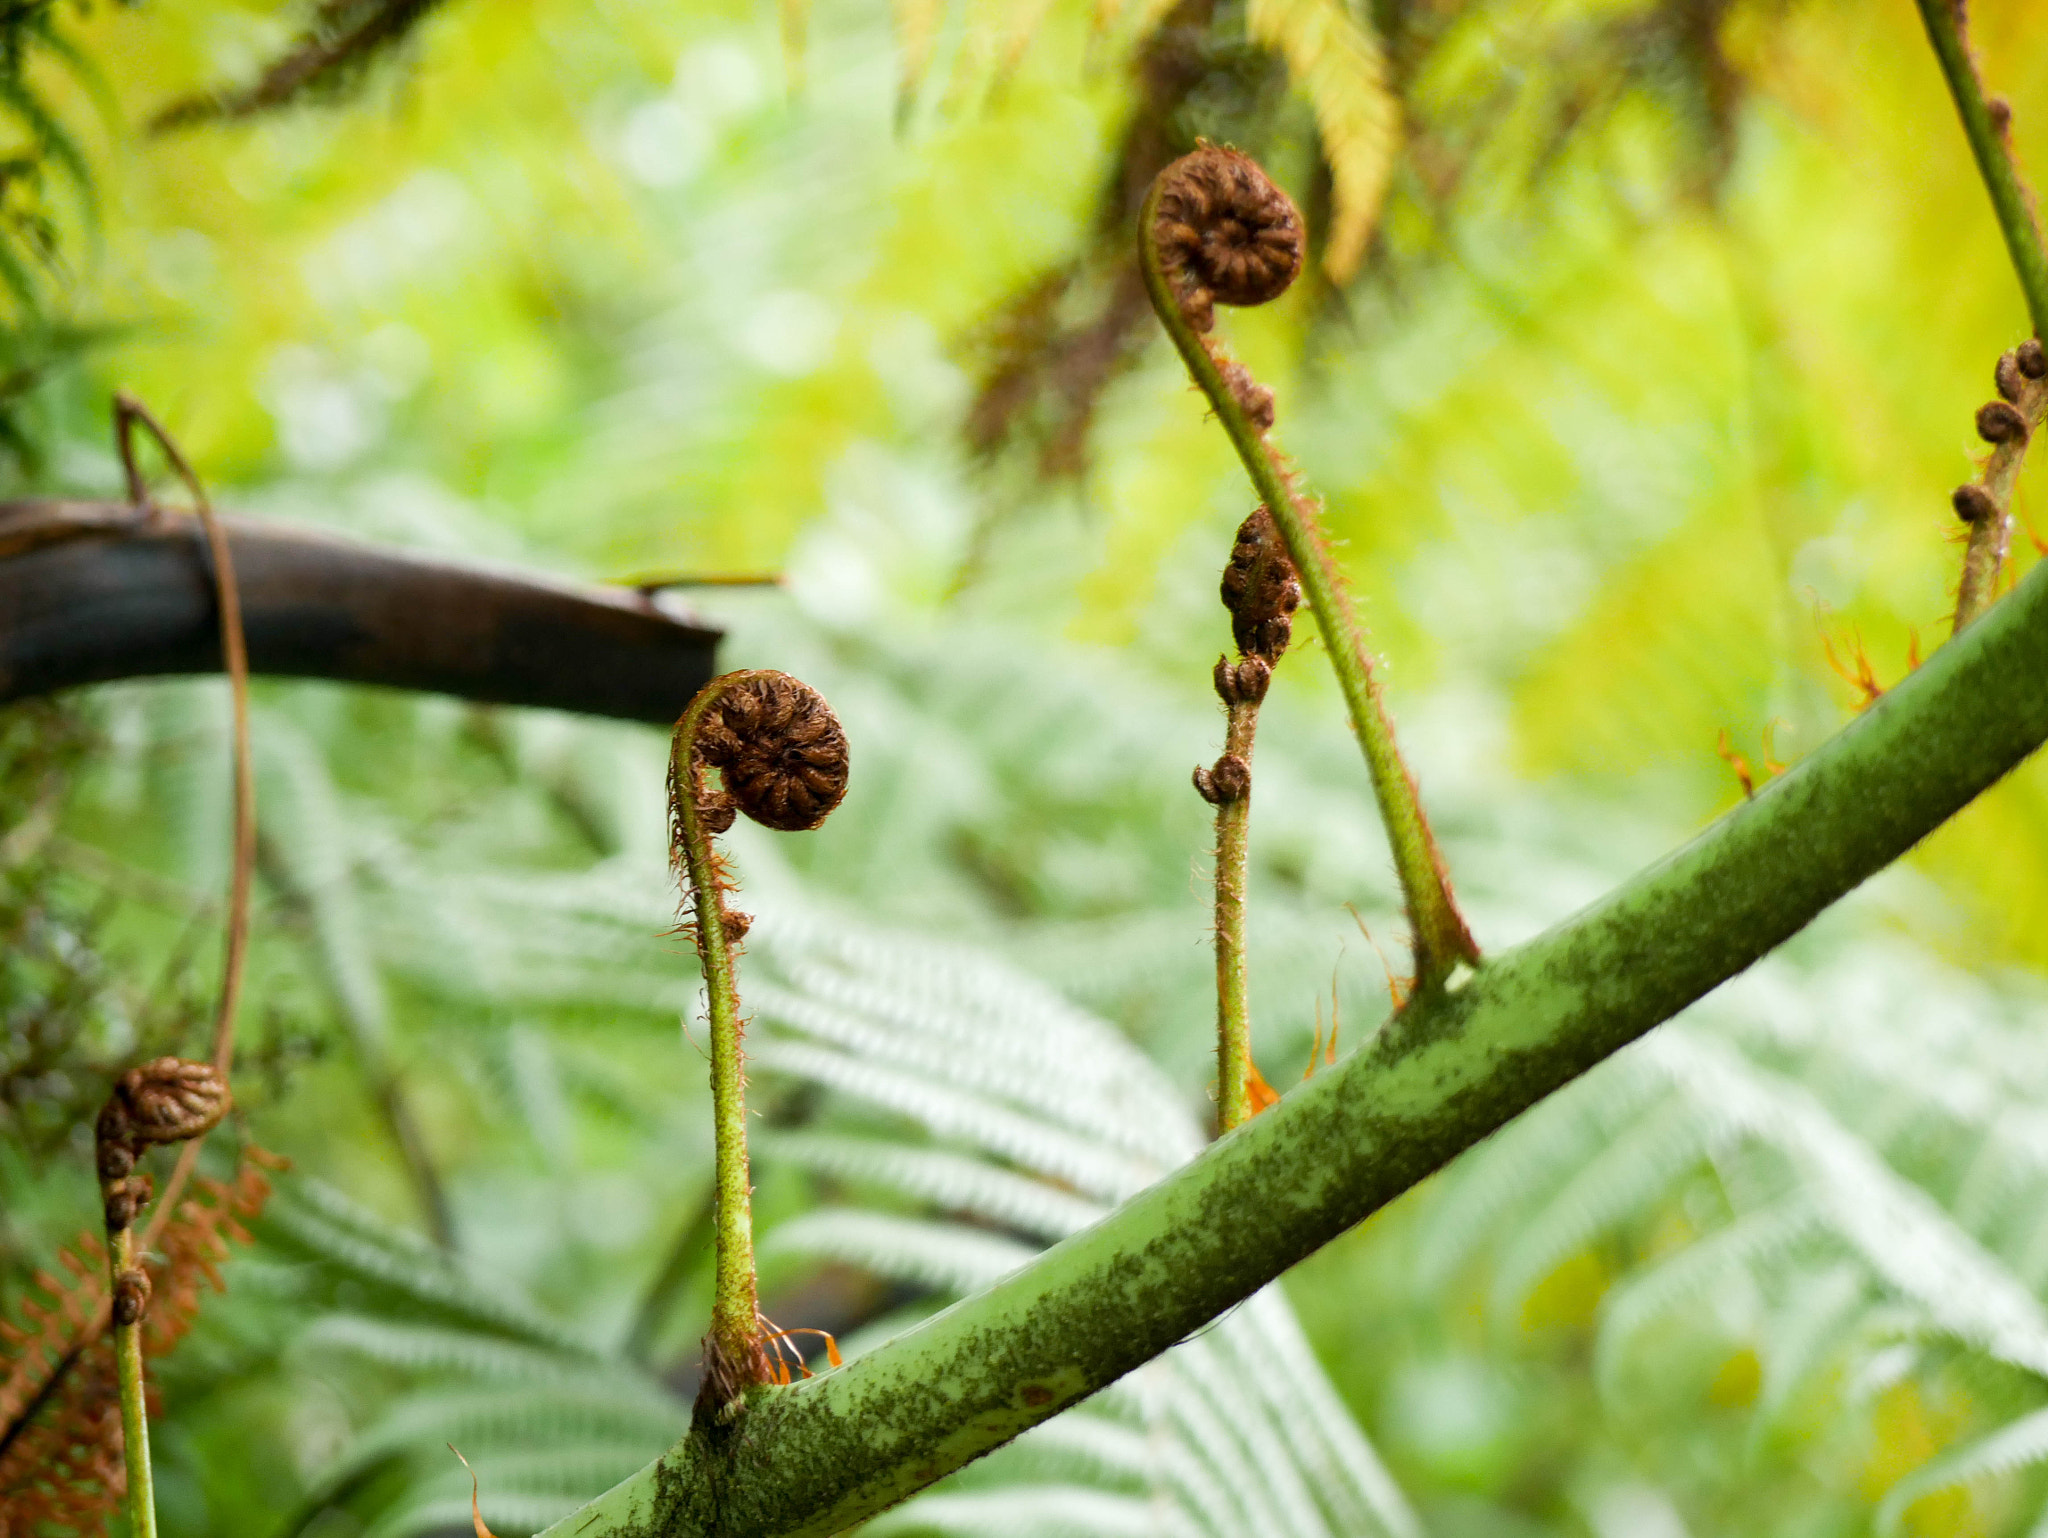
left=150, top=0, right=457, bottom=130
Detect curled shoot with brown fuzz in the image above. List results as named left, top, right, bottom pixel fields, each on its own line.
left=1141, top=144, right=1478, bottom=993
left=1197, top=508, right=1300, bottom=1132
left=667, top=670, right=849, bottom=1427
left=1952, top=338, right=2048, bottom=631
left=94, top=1058, right=231, bottom=1538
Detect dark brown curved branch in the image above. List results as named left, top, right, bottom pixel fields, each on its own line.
left=0, top=501, right=721, bottom=723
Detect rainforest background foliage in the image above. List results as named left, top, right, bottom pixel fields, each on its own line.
left=7, top=0, right=2048, bottom=1534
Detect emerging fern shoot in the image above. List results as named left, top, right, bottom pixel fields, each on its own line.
left=93, top=1057, right=231, bottom=1538
left=667, top=671, right=849, bottom=1426
left=1198, top=508, right=1300, bottom=1131
left=1140, top=143, right=1478, bottom=992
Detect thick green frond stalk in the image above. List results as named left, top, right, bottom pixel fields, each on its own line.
left=542, top=496, right=2048, bottom=1538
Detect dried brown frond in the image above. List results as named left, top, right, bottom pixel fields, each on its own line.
left=0, top=1153, right=276, bottom=1536
left=150, top=0, right=452, bottom=132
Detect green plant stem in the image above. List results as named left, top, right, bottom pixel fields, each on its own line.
left=669, top=681, right=763, bottom=1388
left=108, top=1229, right=156, bottom=1538
left=544, top=494, right=2048, bottom=1538
left=1138, top=184, right=1476, bottom=990
left=1213, top=700, right=1257, bottom=1133
left=1916, top=0, right=2048, bottom=338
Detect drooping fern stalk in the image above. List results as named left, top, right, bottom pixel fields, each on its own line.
left=1196, top=509, right=1301, bottom=1131
left=1138, top=145, right=1478, bottom=992
left=667, top=670, right=849, bottom=1423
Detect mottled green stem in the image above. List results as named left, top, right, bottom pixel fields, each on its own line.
left=109, top=1229, right=155, bottom=1538
left=1212, top=699, right=1258, bottom=1132
left=547, top=500, right=2048, bottom=1538
left=669, top=681, right=764, bottom=1403
left=1139, top=181, right=1477, bottom=989
left=1915, top=0, right=2048, bottom=338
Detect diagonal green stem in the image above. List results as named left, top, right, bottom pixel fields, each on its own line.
left=1915, top=0, right=2048, bottom=337
left=1139, top=181, right=1477, bottom=988
left=669, top=681, right=762, bottom=1394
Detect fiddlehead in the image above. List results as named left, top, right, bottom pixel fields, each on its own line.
left=1142, top=144, right=1478, bottom=991
left=668, top=671, right=849, bottom=1426
left=92, top=1057, right=230, bottom=1538
left=1197, top=507, right=1300, bottom=1131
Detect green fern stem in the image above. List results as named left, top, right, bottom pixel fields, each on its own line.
left=1914, top=0, right=2048, bottom=338
left=1211, top=700, right=1258, bottom=1132
left=670, top=681, right=766, bottom=1397
left=1139, top=176, right=1478, bottom=990
left=109, top=1228, right=157, bottom=1538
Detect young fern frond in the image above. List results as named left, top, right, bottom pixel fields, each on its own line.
left=667, top=669, right=849, bottom=1422
left=1140, top=145, right=1478, bottom=990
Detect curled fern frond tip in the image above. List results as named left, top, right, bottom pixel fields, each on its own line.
left=2020, top=337, right=2047, bottom=377
left=1150, top=144, right=1304, bottom=334
left=678, top=669, right=850, bottom=837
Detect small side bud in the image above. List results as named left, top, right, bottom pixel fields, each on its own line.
left=112, top=1267, right=152, bottom=1326
left=1219, top=507, right=1303, bottom=662
left=2020, top=338, right=2047, bottom=378
left=1954, top=483, right=1999, bottom=524
left=1232, top=657, right=1272, bottom=705
left=1997, top=350, right=2025, bottom=402
left=1194, top=753, right=1251, bottom=805
left=1990, top=95, right=2014, bottom=139
left=721, top=907, right=752, bottom=942
left=1977, top=400, right=2030, bottom=444
left=699, top=797, right=737, bottom=835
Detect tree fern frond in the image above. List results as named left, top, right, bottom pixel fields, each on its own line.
left=265, top=1182, right=597, bottom=1356
left=364, top=1488, right=580, bottom=1538
left=1642, top=1032, right=2048, bottom=1377
left=1874, top=1403, right=2048, bottom=1536
left=295, top=1316, right=666, bottom=1400
left=863, top=1486, right=1173, bottom=1537
left=1486, top=1089, right=1711, bottom=1322
left=758, top=1130, right=1108, bottom=1239
left=1217, top=1291, right=1422, bottom=1538
left=1594, top=1197, right=1826, bottom=1402
left=1746, top=1265, right=1867, bottom=1447
left=313, top=1384, right=683, bottom=1495
left=1244, top=0, right=1397, bottom=282
left=747, top=1036, right=1156, bottom=1201
left=1417, top=1052, right=1662, bottom=1288
left=762, top=1209, right=1039, bottom=1292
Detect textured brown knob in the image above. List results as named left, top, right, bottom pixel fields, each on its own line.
left=694, top=671, right=850, bottom=833
left=1151, top=145, right=1304, bottom=334
left=1219, top=508, right=1302, bottom=663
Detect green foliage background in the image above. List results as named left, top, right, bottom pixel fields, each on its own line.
left=9, top=1, right=2048, bottom=1535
